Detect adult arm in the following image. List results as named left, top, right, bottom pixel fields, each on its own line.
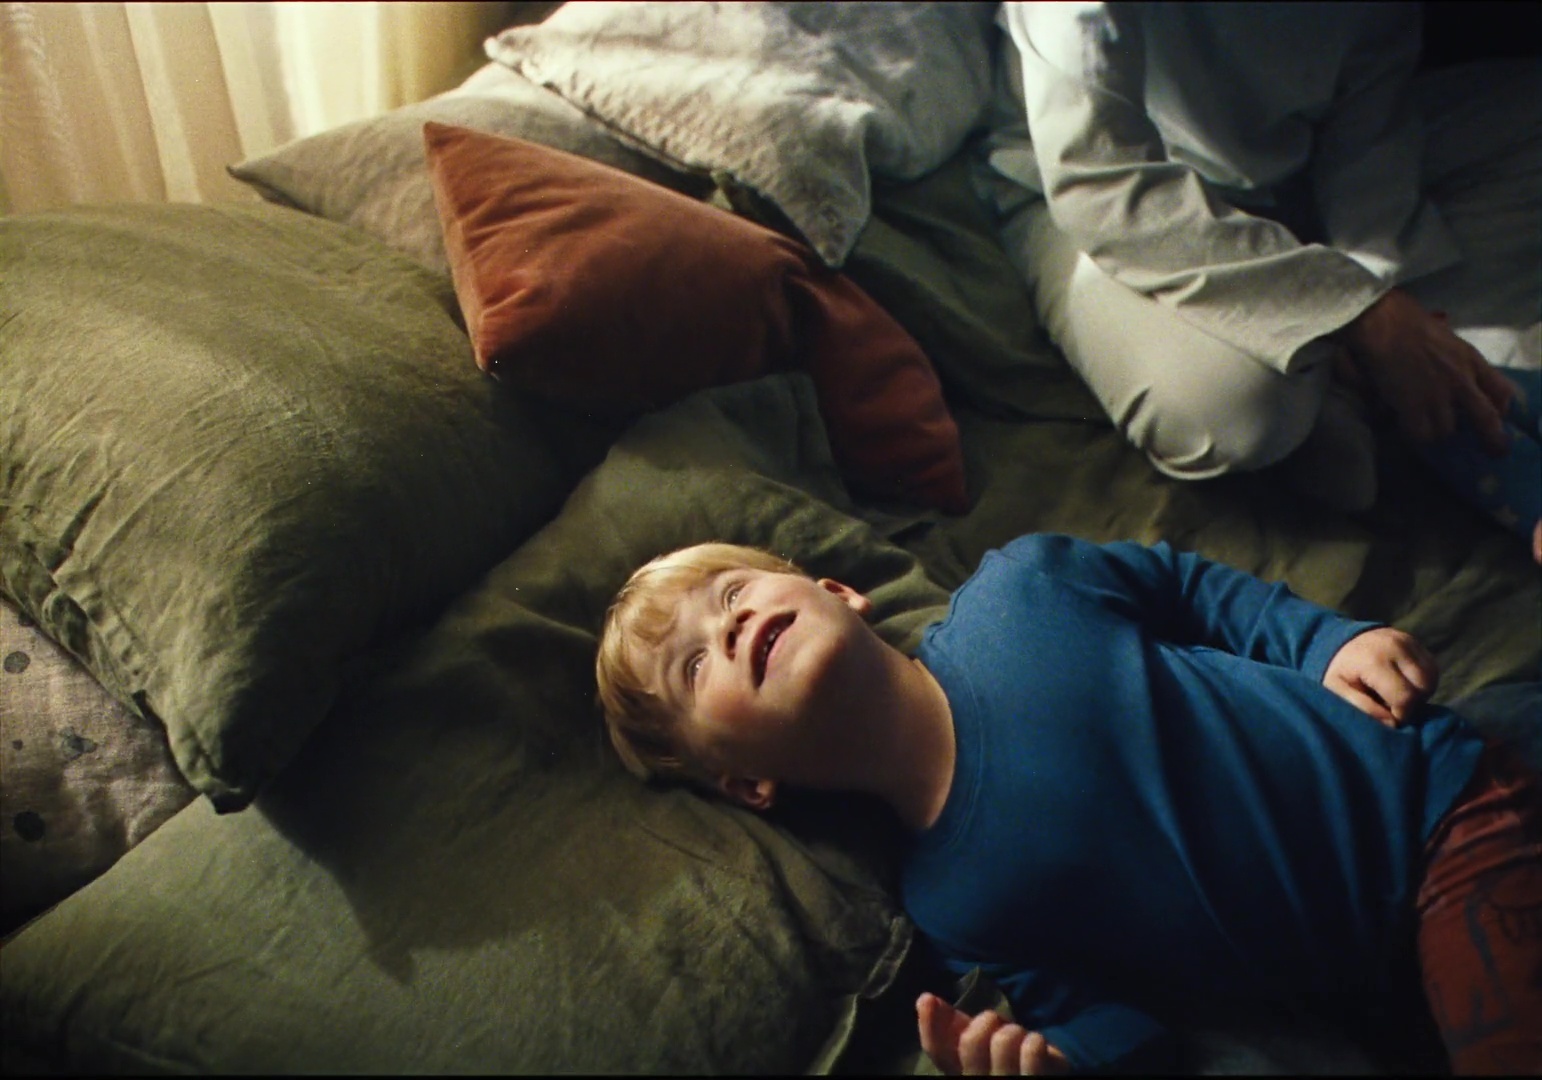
left=1003, top=1, right=1386, bottom=374
left=1311, top=7, right=1512, bottom=449
left=1007, top=2, right=1513, bottom=446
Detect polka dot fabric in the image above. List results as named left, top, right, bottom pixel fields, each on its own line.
left=0, top=598, right=195, bottom=936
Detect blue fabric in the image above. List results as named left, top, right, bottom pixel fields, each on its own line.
left=1418, top=367, right=1542, bottom=542
left=903, top=534, right=1487, bottom=1072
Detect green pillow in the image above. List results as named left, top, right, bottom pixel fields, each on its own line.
left=0, top=374, right=948, bottom=1073
left=0, top=203, right=581, bottom=810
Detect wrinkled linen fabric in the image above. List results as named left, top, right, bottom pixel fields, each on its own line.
left=977, top=2, right=1449, bottom=376
left=977, top=4, right=1541, bottom=379
left=486, top=1, right=999, bottom=266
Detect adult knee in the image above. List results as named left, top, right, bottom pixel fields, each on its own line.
left=1028, top=233, right=1331, bottom=482
left=1124, top=360, right=1325, bottom=482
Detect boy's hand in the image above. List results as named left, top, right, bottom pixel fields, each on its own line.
left=917, top=992, right=1071, bottom=1075
left=1323, top=627, right=1439, bottom=727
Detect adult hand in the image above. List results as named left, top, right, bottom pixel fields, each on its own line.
left=1323, top=627, right=1439, bottom=727
left=917, top=992, right=1071, bottom=1075
left=1339, top=288, right=1515, bottom=455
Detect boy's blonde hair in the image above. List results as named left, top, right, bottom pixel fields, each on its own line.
left=596, top=542, right=805, bottom=783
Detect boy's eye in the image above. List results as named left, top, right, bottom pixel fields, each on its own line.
left=687, top=652, right=704, bottom=685
left=725, top=582, right=743, bottom=607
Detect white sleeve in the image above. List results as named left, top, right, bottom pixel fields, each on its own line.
left=1308, top=3, right=1462, bottom=284
left=1003, top=1, right=1387, bottom=373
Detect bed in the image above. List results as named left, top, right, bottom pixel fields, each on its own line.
left=2, top=3, right=1537, bottom=1074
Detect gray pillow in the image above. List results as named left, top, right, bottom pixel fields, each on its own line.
left=487, top=1, right=999, bottom=266
left=228, top=62, right=713, bottom=272
left=0, top=202, right=585, bottom=811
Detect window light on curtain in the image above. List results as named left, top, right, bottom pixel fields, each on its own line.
left=0, top=1, right=534, bottom=214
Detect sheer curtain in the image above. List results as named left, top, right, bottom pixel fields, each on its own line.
left=0, top=1, right=544, bottom=214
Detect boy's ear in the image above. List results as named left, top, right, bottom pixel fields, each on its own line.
left=716, top=775, right=777, bottom=811
left=817, top=577, right=873, bottom=619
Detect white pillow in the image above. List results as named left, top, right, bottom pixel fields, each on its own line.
left=487, top=1, right=999, bottom=266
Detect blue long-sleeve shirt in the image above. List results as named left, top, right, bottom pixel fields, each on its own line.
left=904, top=534, right=1485, bottom=1071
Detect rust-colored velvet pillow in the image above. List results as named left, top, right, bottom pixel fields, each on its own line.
left=422, top=121, right=967, bottom=513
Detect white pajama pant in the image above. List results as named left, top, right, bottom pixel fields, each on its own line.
left=992, top=59, right=1541, bottom=499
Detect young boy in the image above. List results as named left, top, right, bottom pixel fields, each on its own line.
left=595, top=535, right=1542, bottom=1075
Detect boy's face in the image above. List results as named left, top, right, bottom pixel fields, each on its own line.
left=647, top=567, right=878, bottom=805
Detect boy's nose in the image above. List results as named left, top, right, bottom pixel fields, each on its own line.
left=722, top=608, right=752, bottom=656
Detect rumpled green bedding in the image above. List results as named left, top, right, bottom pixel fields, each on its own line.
left=1, top=156, right=1536, bottom=1076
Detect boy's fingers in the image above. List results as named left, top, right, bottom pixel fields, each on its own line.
left=1393, top=657, right=1435, bottom=707
left=1405, top=637, right=1439, bottom=688
left=959, top=1010, right=1006, bottom=1075
left=1021, top=1031, right=1054, bottom=1075
left=916, top=994, right=964, bottom=1075
left=1375, top=629, right=1438, bottom=697
left=1025, top=1031, right=1073, bottom=1075
left=1375, top=639, right=1436, bottom=718
left=990, top=1023, right=1028, bottom=1074
left=1328, top=676, right=1397, bottom=727
left=1394, top=653, right=1433, bottom=692
left=1363, top=666, right=1418, bottom=720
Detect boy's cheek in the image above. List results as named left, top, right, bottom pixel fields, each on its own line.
left=680, top=713, right=739, bottom=775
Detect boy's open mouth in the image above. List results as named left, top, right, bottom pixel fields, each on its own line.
left=752, top=612, right=795, bottom=686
